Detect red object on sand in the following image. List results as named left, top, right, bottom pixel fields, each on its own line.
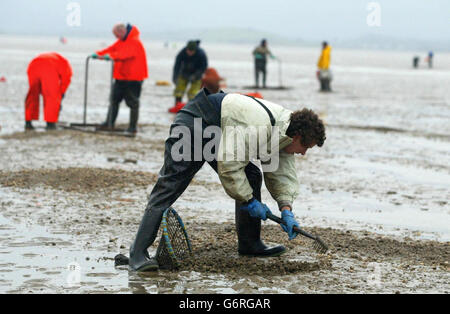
left=168, top=102, right=186, bottom=113
left=0, top=76, right=6, bottom=83
left=245, top=92, right=263, bottom=99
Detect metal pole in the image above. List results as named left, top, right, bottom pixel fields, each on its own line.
left=83, top=56, right=90, bottom=125
left=106, top=60, right=114, bottom=128
left=110, top=60, right=114, bottom=90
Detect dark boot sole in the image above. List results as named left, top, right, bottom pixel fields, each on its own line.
left=135, top=262, right=159, bottom=272
left=239, top=247, right=287, bottom=258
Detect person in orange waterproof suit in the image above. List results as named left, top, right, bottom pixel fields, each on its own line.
left=93, top=23, right=148, bottom=134
left=25, top=52, right=72, bottom=130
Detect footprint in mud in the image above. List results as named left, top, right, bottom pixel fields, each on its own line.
left=85, top=272, right=117, bottom=278
left=22, top=253, right=40, bottom=258
left=43, top=271, right=62, bottom=275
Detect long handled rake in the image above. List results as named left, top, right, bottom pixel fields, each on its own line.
left=266, top=212, right=329, bottom=254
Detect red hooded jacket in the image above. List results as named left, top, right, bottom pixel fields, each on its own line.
left=96, top=25, right=148, bottom=81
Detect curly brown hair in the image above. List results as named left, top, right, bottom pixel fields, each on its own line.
left=286, top=109, right=326, bottom=147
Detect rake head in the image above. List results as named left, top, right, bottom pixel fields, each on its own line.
left=311, top=236, right=329, bottom=254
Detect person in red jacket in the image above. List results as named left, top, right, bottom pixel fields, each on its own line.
left=92, top=23, right=148, bottom=133
left=25, top=52, right=72, bottom=130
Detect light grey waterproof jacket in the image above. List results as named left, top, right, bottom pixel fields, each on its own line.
left=217, top=93, right=299, bottom=210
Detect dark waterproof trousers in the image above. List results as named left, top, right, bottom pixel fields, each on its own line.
left=137, top=112, right=263, bottom=249
left=255, top=59, right=267, bottom=88
left=105, top=80, right=143, bottom=129
left=129, top=89, right=284, bottom=270
left=319, top=78, right=331, bottom=92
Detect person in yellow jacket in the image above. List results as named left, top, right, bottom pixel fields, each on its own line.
left=317, top=41, right=332, bottom=92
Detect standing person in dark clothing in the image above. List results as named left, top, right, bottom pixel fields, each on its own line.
left=169, top=40, right=208, bottom=112
left=253, top=39, right=275, bottom=88
left=92, top=23, right=148, bottom=134
left=413, top=56, right=420, bottom=69
left=427, top=51, right=434, bottom=68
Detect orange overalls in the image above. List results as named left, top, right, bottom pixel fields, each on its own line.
left=25, top=52, right=72, bottom=123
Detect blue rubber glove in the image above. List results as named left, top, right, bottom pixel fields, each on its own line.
left=91, top=53, right=99, bottom=59
left=281, top=210, right=300, bottom=240
left=103, top=54, right=112, bottom=61
left=240, top=198, right=272, bottom=221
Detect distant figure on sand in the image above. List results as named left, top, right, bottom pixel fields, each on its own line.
left=168, top=67, right=224, bottom=114
left=25, top=52, right=72, bottom=130
left=169, top=40, right=208, bottom=113
left=317, top=41, right=332, bottom=92
left=253, top=39, right=275, bottom=88
left=92, top=23, right=148, bottom=134
left=413, top=56, right=420, bottom=69
left=427, top=51, right=433, bottom=68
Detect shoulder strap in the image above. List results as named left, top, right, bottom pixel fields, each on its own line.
left=245, top=95, right=275, bottom=126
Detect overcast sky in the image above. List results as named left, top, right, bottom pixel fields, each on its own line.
left=1, top=0, right=449, bottom=41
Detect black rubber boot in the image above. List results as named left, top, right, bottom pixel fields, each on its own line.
left=25, top=121, right=34, bottom=131
left=235, top=201, right=286, bottom=257
left=129, top=209, right=162, bottom=271
left=46, top=122, right=56, bottom=130
left=127, top=107, right=139, bottom=133
left=325, top=79, right=332, bottom=92
left=319, top=78, right=325, bottom=92
left=103, top=103, right=120, bottom=129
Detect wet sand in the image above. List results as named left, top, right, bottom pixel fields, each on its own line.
left=0, top=129, right=448, bottom=293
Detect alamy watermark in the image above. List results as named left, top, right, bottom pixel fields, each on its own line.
left=66, top=262, right=81, bottom=287
left=366, top=2, right=381, bottom=27
left=169, top=118, right=280, bottom=172
left=66, top=2, right=81, bottom=27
